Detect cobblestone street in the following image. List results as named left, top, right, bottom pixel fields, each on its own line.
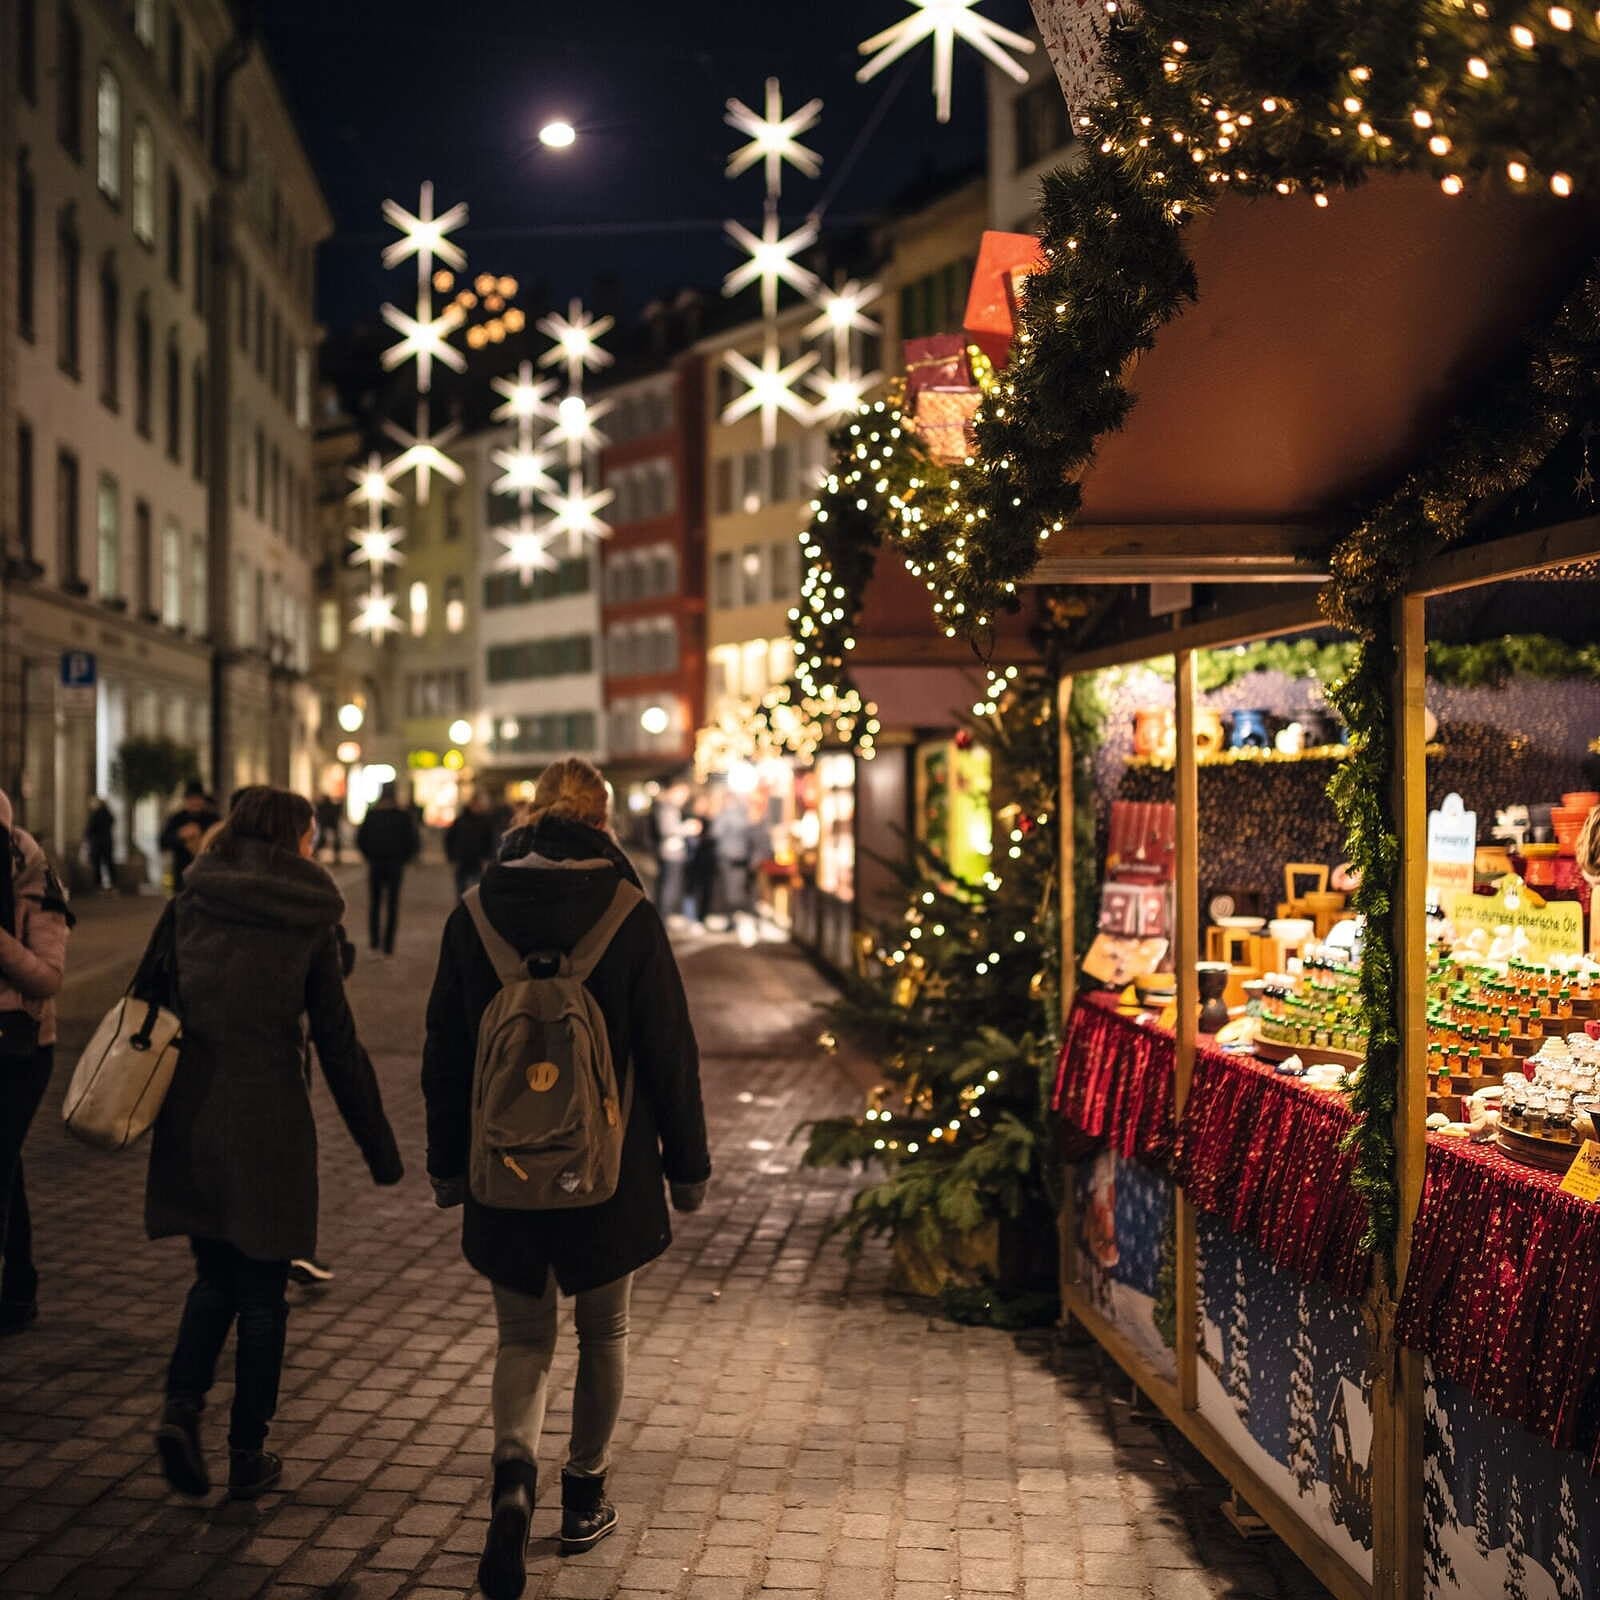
left=0, top=863, right=1328, bottom=1600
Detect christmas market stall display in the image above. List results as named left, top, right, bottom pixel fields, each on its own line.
left=790, top=751, right=858, bottom=972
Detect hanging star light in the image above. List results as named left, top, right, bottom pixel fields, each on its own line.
left=495, top=521, right=560, bottom=577
left=721, top=342, right=819, bottom=447
left=543, top=393, right=611, bottom=453
left=809, top=366, right=883, bottom=422
left=536, top=299, right=615, bottom=385
left=539, top=482, right=615, bottom=546
left=346, top=452, right=400, bottom=509
left=725, top=78, right=823, bottom=195
left=349, top=525, right=404, bottom=569
left=383, top=416, right=464, bottom=506
left=379, top=298, right=466, bottom=392
left=352, top=586, right=401, bottom=641
left=380, top=181, right=468, bottom=275
left=490, top=364, right=557, bottom=424
left=803, top=279, right=884, bottom=341
left=722, top=215, right=821, bottom=322
left=491, top=444, right=557, bottom=497
left=856, top=0, right=1035, bottom=123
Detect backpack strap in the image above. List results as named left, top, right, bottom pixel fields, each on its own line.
left=566, top=881, right=645, bottom=982
left=462, top=886, right=529, bottom=986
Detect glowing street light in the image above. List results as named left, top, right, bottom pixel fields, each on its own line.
left=337, top=703, right=365, bottom=733
left=539, top=119, right=577, bottom=149
left=448, top=718, right=473, bottom=745
left=640, top=704, right=671, bottom=737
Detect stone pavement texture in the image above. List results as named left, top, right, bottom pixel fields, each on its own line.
left=0, top=862, right=1330, bottom=1599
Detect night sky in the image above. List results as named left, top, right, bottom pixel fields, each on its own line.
left=258, top=0, right=1033, bottom=342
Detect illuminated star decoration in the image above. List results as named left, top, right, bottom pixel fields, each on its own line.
left=803, top=279, right=883, bottom=342
left=543, top=394, right=611, bottom=453
left=380, top=181, right=468, bottom=276
left=536, top=300, right=615, bottom=386
left=490, top=366, right=557, bottom=424
left=722, top=215, right=821, bottom=323
left=809, top=366, right=882, bottom=422
left=539, top=482, right=615, bottom=544
left=495, top=526, right=558, bottom=576
left=346, top=452, right=400, bottom=510
left=720, top=342, right=819, bottom=447
left=724, top=78, right=823, bottom=196
left=804, top=279, right=884, bottom=422
left=379, top=298, right=466, bottom=393
left=352, top=587, right=401, bottom=641
left=383, top=415, right=464, bottom=506
left=491, top=445, right=557, bottom=497
left=856, top=0, right=1035, bottom=124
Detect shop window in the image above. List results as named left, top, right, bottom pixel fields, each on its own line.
left=96, top=66, right=121, bottom=200
left=95, top=473, right=119, bottom=599
left=130, top=120, right=154, bottom=244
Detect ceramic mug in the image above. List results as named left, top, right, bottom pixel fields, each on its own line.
left=1229, top=708, right=1273, bottom=750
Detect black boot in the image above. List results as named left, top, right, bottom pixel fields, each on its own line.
left=226, top=1448, right=283, bottom=1500
left=560, top=1467, right=618, bottom=1556
left=478, top=1457, right=536, bottom=1600
left=155, top=1400, right=210, bottom=1498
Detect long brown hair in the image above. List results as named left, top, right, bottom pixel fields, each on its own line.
left=202, top=786, right=314, bottom=861
left=517, top=757, right=612, bottom=833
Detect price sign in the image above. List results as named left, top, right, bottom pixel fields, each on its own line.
left=1427, top=793, right=1477, bottom=899
left=1444, top=875, right=1584, bottom=964
left=1558, top=1140, right=1600, bottom=1202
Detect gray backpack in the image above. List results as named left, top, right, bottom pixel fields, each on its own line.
left=462, top=881, right=642, bottom=1210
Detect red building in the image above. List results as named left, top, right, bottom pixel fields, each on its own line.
left=596, top=311, right=707, bottom=794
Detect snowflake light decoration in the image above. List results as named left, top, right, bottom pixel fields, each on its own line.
left=543, top=394, right=611, bottom=453
left=856, top=0, right=1035, bottom=123
left=379, top=297, right=466, bottom=392
left=350, top=526, right=404, bottom=569
left=383, top=415, right=464, bottom=506
left=725, top=78, right=823, bottom=195
left=491, top=445, right=557, bottom=497
left=536, top=300, right=616, bottom=386
left=721, top=342, right=819, bottom=447
left=490, top=366, right=557, bottom=424
left=722, top=215, right=821, bottom=322
left=380, top=181, right=468, bottom=275
left=539, top=483, right=615, bottom=548
left=803, top=279, right=883, bottom=341
left=809, top=366, right=883, bottom=423
left=346, top=452, right=400, bottom=509
left=352, top=586, right=401, bottom=641
left=494, top=522, right=559, bottom=576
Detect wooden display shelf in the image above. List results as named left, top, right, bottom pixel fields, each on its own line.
left=1126, top=742, right=1443, bottom=772
left=1253, top=1034, right=1365, bottom=1074
left=1494, top=1123, right=1584, bottom=1174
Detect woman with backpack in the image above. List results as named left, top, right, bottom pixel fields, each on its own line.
left=421, top=757, right=709, bottom=1600
left=147, top=786, right=402, bottom=1502
left=0, top=789, right=72, bottom=1336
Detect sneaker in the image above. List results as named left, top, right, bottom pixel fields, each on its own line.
left=0, top=1300, right=38, bottom=1337
left=226, top=1448, right=283, bottom=1501
left=155, top=1401, right=210, bottom=1498
left=559, top=1467, right=618, bottom=1555
left=288, top=1258, right=335, bottom=1285
left=478, top=1457, right=536, bottom=1600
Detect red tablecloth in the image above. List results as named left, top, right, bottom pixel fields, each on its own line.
left=1051, top=999, right=1177, bottom=1167
left=1398, top=1136, right=1600, bottom=1469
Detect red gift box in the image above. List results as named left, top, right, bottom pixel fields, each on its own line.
left=903, top=334, right=971, bottom=400
left=963, top=230, right=1045, bottom=369
left=914, top=385, right=982, bottom=464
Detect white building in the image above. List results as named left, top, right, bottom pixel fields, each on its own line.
left=0, top=0, right=329, bottom=877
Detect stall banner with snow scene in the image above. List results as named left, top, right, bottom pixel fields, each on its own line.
left=1196, top=1216, right=1374, bottom=1584
left=1424, top=1365, right=1599, bottom=1600
left=1075, top=1149, right=1177, bottom=1383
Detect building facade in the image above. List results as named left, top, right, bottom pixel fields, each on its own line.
left=0, top=0, right=329, bottom=876
left=597, top=350, right=705, bottom=792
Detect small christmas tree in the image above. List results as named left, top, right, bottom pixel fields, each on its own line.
left=800, top=669, right=1060, bottom=1316
left=1421, top=1386, right=1460, bottom=1590
left=1472, top=1459, right=1492, bottom=1560
left=1288, top=1287, right=1320, bottom=1494
left=1554, top=1474, right=1581, bottom=1600
left=1226, top=1250, right=1252, bottom=1420
left=1505, top=1470, right=1529, bottom=1600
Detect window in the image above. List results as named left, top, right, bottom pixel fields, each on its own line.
left=770, top=440, right=795, bottom=505
left=162, top=520, right=182, bottom=626
left=189, top=533, right=207, bottom=635
left=233, top=562, right=251, bottom=645
left=191, top=205, right=205, bottom=313
left=191, top=362, right=205, bottom=480
left=485, top=635, right=595, bottom=684
left=132, top=0, right=155, bottom=47
left=740, top=451, right=764, bottom=514
left=57, top=7, right=83, bottom=159
left=295, top=348, right=311, bottom=429
left=482, top=555, right=592, bottom=607
left=1014, top=75, right=1071, bottom=170
left=56, top=207, right=80, bottom=376
left=254, top=286, right=265, bottom=374
left=269, top=442, right=280, bottom=528
left=16, top=423, right=34, bottom=559
left=899, top=256, right=976, bottom=343
left=56, top=449, right=81, bottom=588
left=96, top=67, right=121, bottom=199
left=165, top=166, right=181, bottom=285
left=741, top=544, right=764, bottom=606
left=133, top=297, right=152, bottom=435
left=318, top=598, right=339, bottom=654
left=269, top=308, right=281, bottom=397
left=192, top=60, right=207, bottom=142
left=165, top=12, right=183, bottom=98
left=770, top=536, right=798, bottom=601
left=17, top=157, right=35, bottom=342
left=653, top=545, right=677, bottom=596
left=713, top=550, right=735, bottom=610
left=713, top=456, right=734, bottom=517
left=254, top=568, right=265, bottom=646
left=236, top=263, right=248, bottom=350
left=133, top=499, right=152, bottom=614
left=164, top=330, right=180, bottom=461
left=130, top=120, right=154, bottom=244
left=94, top=475, right=119, bottom=598
left=715, top=360, right=740, bottom=411
left=408, top=580, right=428, bottom=637
left=18, top=0, right=38, bottom=103
left=98, top=254, right=119, bottom=408
left=444, top=575, right=465, bottom=633
left=253, top=425, right=265, bottom=517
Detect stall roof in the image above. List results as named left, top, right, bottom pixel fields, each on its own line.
left=1028, top=176, right=1597, bottom=583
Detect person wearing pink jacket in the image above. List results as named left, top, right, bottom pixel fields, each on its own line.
left=0, top=788, right=72, bottom=1336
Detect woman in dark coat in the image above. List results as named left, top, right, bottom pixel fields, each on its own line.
left=422, top=756, right=709, bottom=1599
left=147, top=787, right=402, bottom=1502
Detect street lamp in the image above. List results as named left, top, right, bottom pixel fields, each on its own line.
left=448, top=718, right=473, bottom=745
left=337, top=702, right=365, bottom=733
left=640, top=704, right=671, bottom=737
left=539, top=119, right=576, bottom=149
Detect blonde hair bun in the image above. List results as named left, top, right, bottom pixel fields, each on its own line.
left=527, top=757, right=611, bottom=830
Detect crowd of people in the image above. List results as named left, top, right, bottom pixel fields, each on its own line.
left=647, top=781, right=771, bottom=944
left=0, top=760, right=710, bottom=1598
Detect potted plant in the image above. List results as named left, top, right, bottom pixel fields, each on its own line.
left=110, top=736, right=198, bottom=892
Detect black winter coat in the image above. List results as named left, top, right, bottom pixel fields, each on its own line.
left=357, top=805, right=419, bottom=865
left=145, top=841, right=403, bottom=1261
left=421, top=816, right=710, bottom=1296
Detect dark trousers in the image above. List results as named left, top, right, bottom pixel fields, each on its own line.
left=166, top=1238, right=290, bottom=1450
left=367, top=862, right=405, bottom=953
left=88, top=843, right=116, bottom=888
left=0, top=1046, right=53, bottom=1306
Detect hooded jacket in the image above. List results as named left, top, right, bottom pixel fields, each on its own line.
left=145, top=839, right=402, bottom=1261
left=421, top=815, right=710, bottom=1296
left=0, top=791, right=71, bottom=1047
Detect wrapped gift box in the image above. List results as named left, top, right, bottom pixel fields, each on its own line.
left=914, top=385, right=982, bottom=464
left=903, top=334, right=971, bottom=400
left=963, top=230, right=1045, bottom=368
